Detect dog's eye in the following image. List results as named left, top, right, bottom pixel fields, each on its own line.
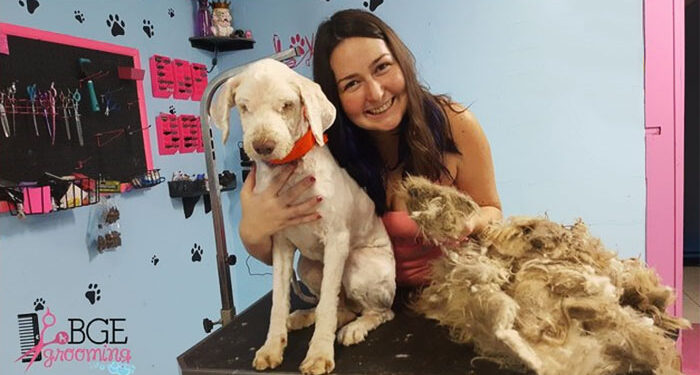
left=282, top=101, right=293, bottom=111
left=239, top=104, right=248, bottom=113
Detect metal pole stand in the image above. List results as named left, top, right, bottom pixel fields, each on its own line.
left=199, top=48, right=300, bottom=333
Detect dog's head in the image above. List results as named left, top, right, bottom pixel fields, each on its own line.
left=209, top=59, right=336, bottom=163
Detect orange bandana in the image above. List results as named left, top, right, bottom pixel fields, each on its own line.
left=268, top=128, right=328, bottom=165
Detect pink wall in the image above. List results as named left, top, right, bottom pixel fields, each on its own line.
left=644, top=0, right=694, bottom=371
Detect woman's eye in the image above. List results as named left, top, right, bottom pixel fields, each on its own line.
left=376, top=62, right=391, bottom=73
left=343, top=80, right=359, bottom=92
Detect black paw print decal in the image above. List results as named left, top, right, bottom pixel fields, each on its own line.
left=191, top=244, right=203, bottom=262
left=33, top=298, right=46, bottom=311
left=168, top=105, right=176, bottom=114
left=142, top=19, right=155, bottom=38
left=18, top=0, right=40, bottom=14
left=151, top=255, right=159, bottom=266
left=168, top=8, right=175, bottom=18
left=106, top=14, right=126, bottom=37
left=74, top=10, right=85, bottom=23
left=363, top=0, right=384, bottom=11
left=85, top=283, right=101, bottom=305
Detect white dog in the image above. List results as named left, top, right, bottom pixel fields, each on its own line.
left=210, top=59, right=396, bottom=375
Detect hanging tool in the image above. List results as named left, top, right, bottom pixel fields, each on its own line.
left=48, top=83, right=57, bottom=145
left=72, top=89, right=84, bottom=146
left=39, top=92, right=52, bottom=142
left=26, top=84, right=39, bottom=136
left=59, top=91, right=71, bottom=141
left=78, top=58, right=101, bottom=112
left=0, top=93, right=10, bottom=138
left=7, top=83, right=16, bottom=135
left=102, top=93, right=120, bottom=117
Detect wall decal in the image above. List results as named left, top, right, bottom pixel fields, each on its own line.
left=106, top=14, right=126, bottom=37
left=74, top=10, right=85, bottom=24
left=17, top=0, right=40, bottom=14
left=16, top=307, right=132, bottom=371
left=363, top=0, right=384, bottom=11
left=191, top=244, right=203, bottom=262
left=85, top=284, right=101, bottom=305
left=273, top=33, right=314, bottom=69
left=168, top=8, right=175, bottom=18
left=16, top=313, right=42, bottom=363
left=33, top=298, right=45, bottom=311
left=142, top=19, right=155, bottom=38
left=151, top=255, right=159, bottom=266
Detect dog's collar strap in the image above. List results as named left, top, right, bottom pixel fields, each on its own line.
left=268, top=128, right=328, bottom=165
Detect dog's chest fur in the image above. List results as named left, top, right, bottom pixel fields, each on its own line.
left=254, top=146, right=381, bottom=262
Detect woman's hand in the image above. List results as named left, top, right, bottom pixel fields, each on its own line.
left=238, top=163, right=322, bottom=263
left=455, top=206, right=502, bottom=241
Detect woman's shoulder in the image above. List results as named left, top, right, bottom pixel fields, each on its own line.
left=438, top=101, right=484, bottom=146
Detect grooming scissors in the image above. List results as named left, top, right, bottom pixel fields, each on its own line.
left=15, top=308, right=69, bottom=371
left=26, top=84, right=39, bottom=136
left=38, top=91, right=53, bottom=142
left=0, top=93, right=10, bottom=137
left=7, top=83, right=16, bottom=135
left=59, top=91, right=71, bottom=140
left=47, top=83, right=57, bottom=144
left=72, top=89, right=84, bottom=146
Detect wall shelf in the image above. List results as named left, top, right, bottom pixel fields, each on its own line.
left=188, top=36, right=255, bottom=52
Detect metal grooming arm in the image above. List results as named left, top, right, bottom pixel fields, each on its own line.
left=199, top=48, right=300, bottom=332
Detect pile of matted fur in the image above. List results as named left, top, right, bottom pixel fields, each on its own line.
left=396, top=176, right=690, bottom=375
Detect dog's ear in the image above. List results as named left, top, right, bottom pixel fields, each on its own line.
left=295, top=75, right=336, bottom=145
left=209, top=75, right=241, bottom=144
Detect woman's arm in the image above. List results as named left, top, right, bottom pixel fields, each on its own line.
left=239, top=223, right=274, bottom=265
left=446, top=105, right=502, bottom=235
left=238, top=163, right=323, bottom=265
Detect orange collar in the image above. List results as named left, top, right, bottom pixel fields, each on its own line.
left=268, top=128, right=328, bottom=165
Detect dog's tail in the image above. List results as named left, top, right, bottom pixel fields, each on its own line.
left=291, top=270, right=319, bottom=305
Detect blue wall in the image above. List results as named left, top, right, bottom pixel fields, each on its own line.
left=0, top=1, right=644, bottom=375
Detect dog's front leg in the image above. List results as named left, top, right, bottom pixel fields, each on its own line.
left=299, top=232, right=349, bottom=375
left=252, top=237, right=295, bottom=371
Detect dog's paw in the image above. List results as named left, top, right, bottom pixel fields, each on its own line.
left=287, top=308, right=316, bottom=331
left=252, top=335, right=286, bottom=370
left=336, top=319, right=369, bottom=346
left=300, top=343, right=334, bottom=375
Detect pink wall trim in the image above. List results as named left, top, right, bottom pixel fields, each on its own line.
left=0, top=23, right=153, bottom=170
left=643, top=0, right=684, bottom=316
left=643, top=0, right=691, bottom=369
left=682, top=324, right=700, bottom=374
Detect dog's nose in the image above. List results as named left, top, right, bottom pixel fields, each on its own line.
left=253, top=140, right=276, bottom=156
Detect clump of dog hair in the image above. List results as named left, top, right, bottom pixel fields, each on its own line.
left=394, top=175, right=480, bottom=244
left=400, top=176, right=689, bottom=375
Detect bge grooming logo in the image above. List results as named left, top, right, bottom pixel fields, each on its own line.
left=16, top=308, right=133, bottom=373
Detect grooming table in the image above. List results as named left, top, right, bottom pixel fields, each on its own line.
left=178, top=290, right=529, bottom=375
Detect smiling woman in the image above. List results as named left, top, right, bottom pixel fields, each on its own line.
left=330, top=37, right=408, bottom=133
left=312, top=9, right=502, bottom=287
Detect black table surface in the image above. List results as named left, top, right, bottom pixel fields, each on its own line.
left=177, top=290, right=528, bottom=375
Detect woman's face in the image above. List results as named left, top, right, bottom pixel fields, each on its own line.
left=330, top=37, right=407, bottom=132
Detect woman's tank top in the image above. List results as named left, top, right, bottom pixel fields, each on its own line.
left=381, top=211, right=442, bottom=287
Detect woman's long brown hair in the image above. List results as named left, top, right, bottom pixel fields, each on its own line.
left=314, top=9, right=461, bottom=214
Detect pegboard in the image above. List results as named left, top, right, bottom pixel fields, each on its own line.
left=0, top=23, right=153, bottom=183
